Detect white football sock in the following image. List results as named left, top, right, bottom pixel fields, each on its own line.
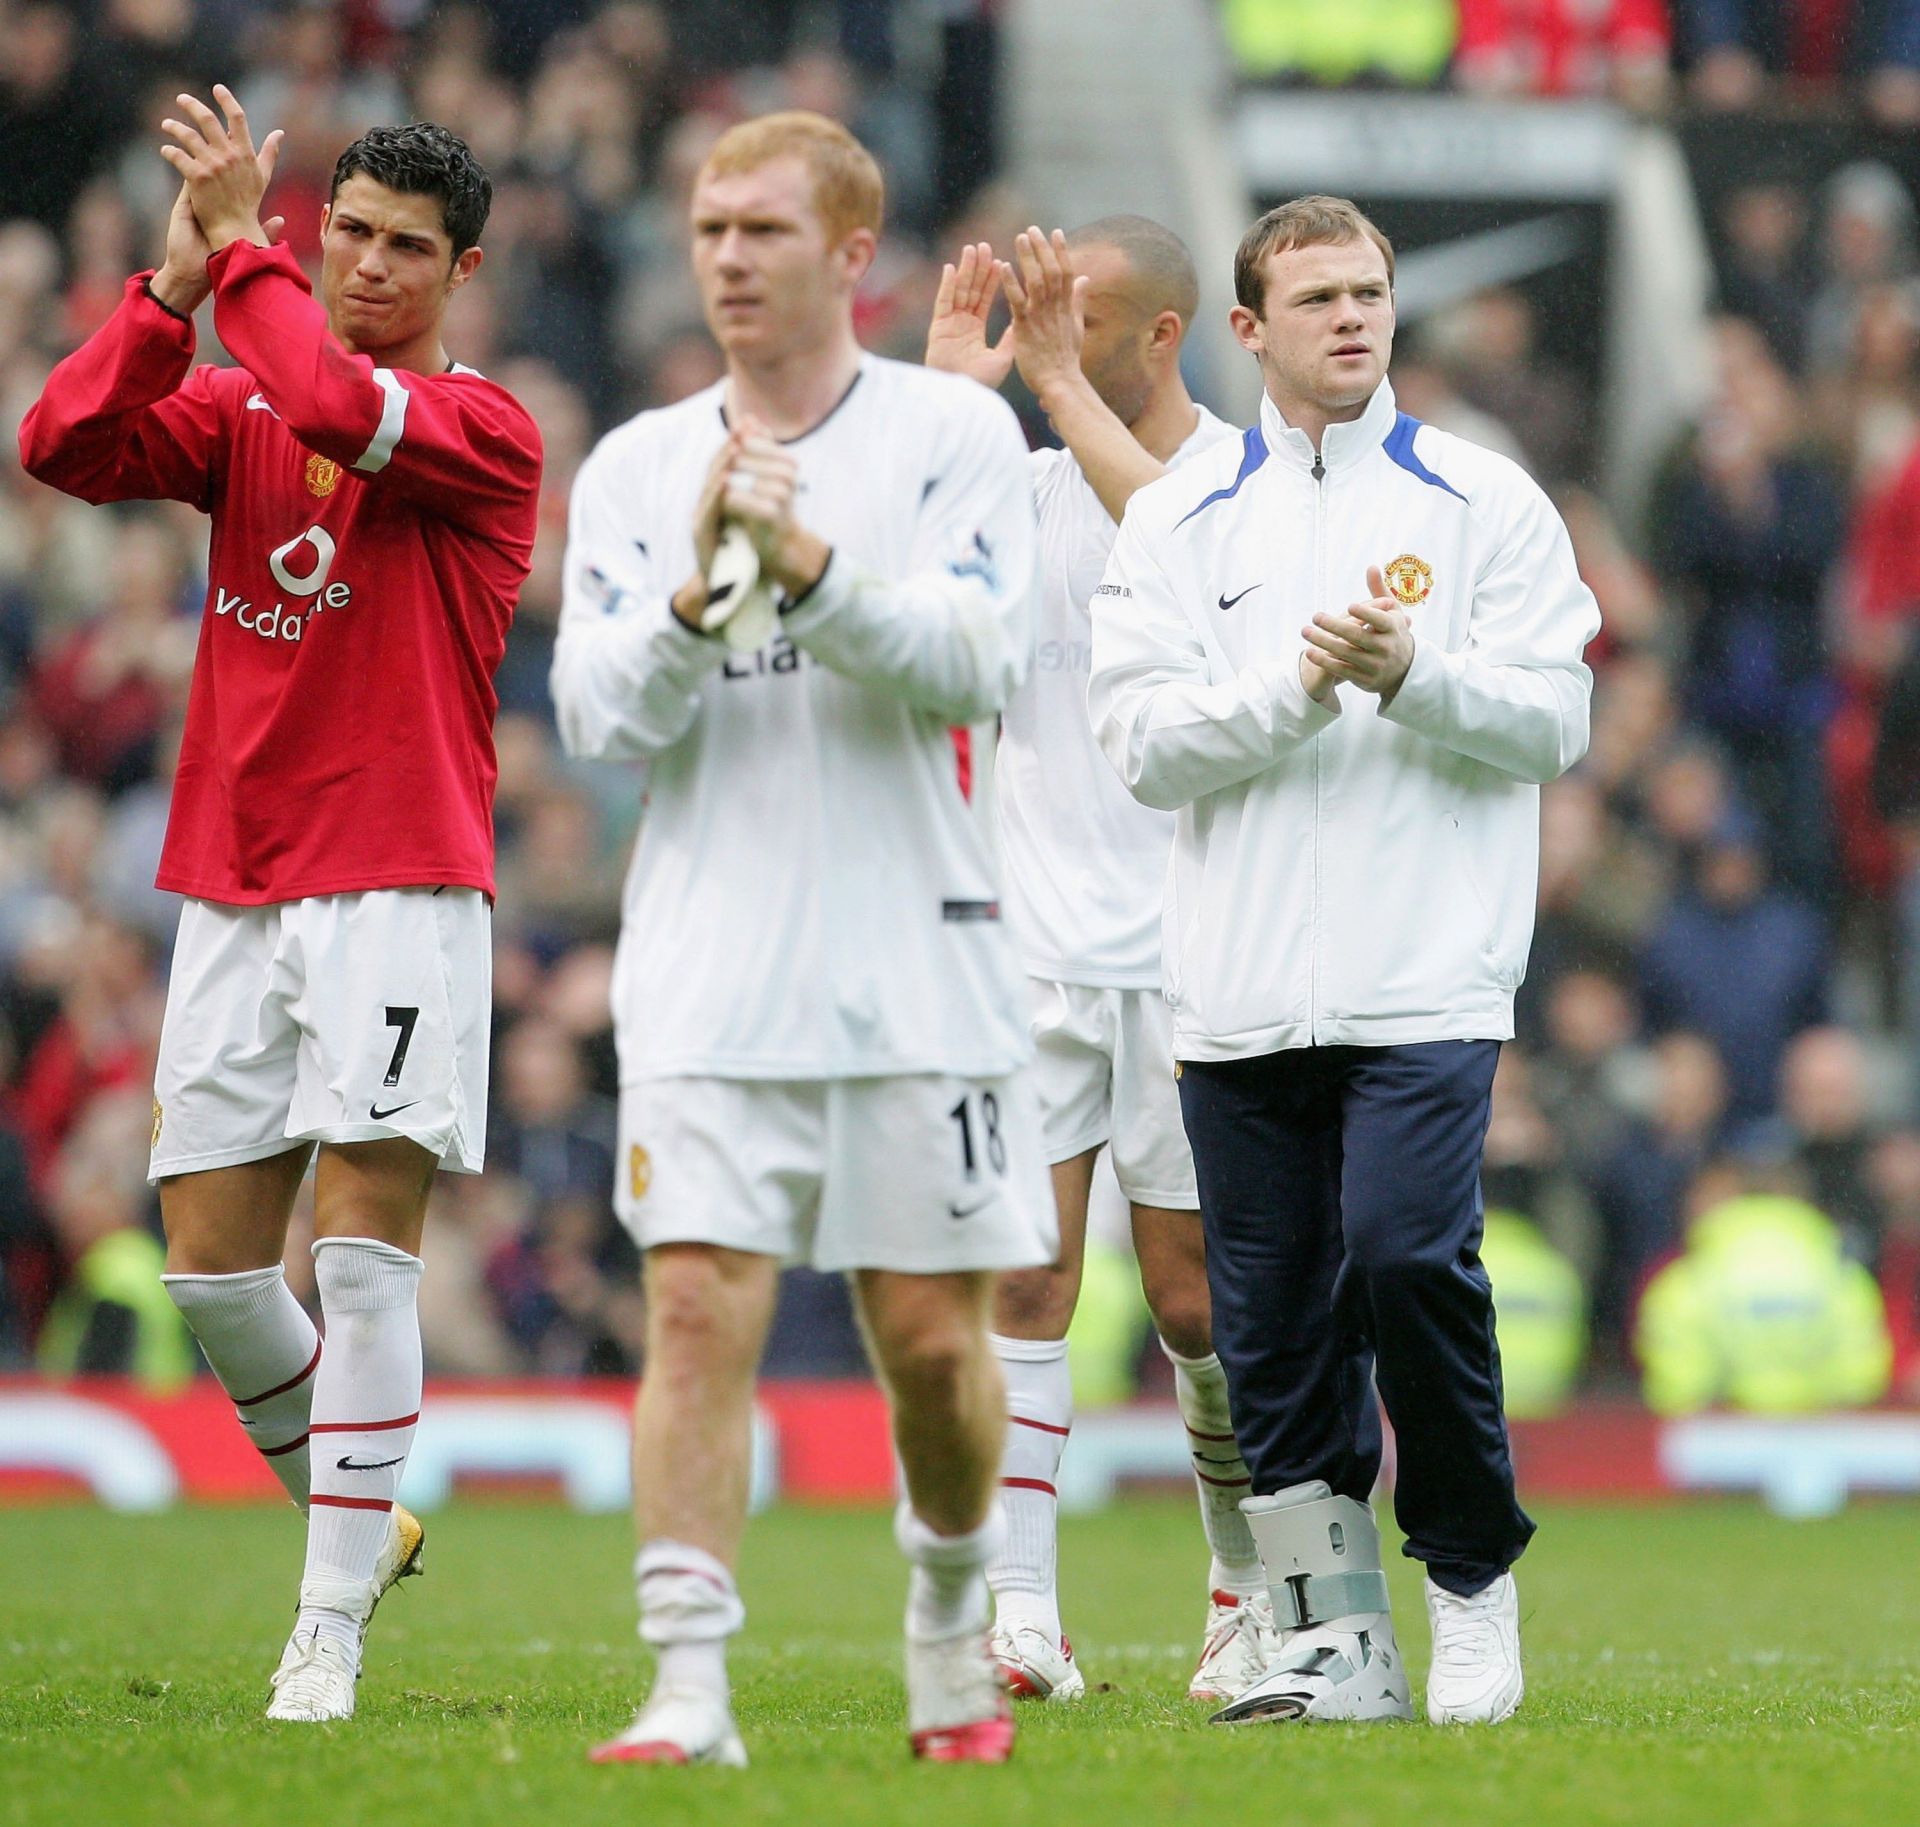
left=984, top=1332, right=1071, bottom=1636
left=298, top=1237, right=423, bottom=1654
left=1162, top=1339, right=1261, bottom=1596
left=637, top=1541, right=744, bottom=1705
left=162, top=1264, right=320, bottom=1507
left=896, top=1502, right=1005, bottom=1643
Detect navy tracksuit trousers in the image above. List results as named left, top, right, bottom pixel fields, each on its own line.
left=1177, top=1039, right=1534, bottom=1596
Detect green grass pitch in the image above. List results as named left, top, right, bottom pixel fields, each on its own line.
left=4, top=1497, right=1920, bottom=1825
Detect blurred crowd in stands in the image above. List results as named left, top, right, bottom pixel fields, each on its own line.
left=5, top=0, right=1920, bottom=1417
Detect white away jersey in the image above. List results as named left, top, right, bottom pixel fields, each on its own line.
left=997, top=406, right=1239, bottom=987
left=552, top=356, right=1040, bottom=1082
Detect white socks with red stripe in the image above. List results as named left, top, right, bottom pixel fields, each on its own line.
left=1162, top=1340, right=1262, bottom=1597
left=896, top=1502, right=1005, bottom=1642
left=637, top=1541, right=745, bottom=1704
left=985, top=1332, right=1071, bottom=1638
left=298, top=1237, right=424, bottom=1655
left=161, top=1263, right=321, bottom=1506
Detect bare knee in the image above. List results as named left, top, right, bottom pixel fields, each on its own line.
left=857, top=1269, right=995, bottom=1415
left=994, top=1262, right=1078, bottom=1338
left=882, top=1323, right=983, bottom=1418
left=161, top=1227, right=279, bottom=1277
left=314, top=1138, right=437, bottom=1253
left=159, top=1151, right=309, bottom=1275
left=1136, top=1211, right=1212, bottom=1359
left=1146, top=1285, right=1213, bottom=1361
left=643, top=1249, right=764, bottom=1387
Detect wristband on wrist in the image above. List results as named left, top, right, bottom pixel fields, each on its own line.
left=142, top=277, right=193, bottom=323
left=672, top=583, right=722, bottom=639
left=778, top=548, right=833, bottom=615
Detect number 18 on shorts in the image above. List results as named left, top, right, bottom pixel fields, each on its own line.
left=614, top=1070, right=1060, bottom=1274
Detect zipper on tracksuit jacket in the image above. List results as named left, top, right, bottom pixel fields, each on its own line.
left=1309, top=446, right=1326, bottom=1048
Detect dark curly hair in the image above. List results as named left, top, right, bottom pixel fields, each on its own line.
left=330, top=122, right=492, bottom=259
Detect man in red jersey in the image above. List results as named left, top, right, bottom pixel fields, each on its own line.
left=19, top=86, right=540, bottom=1723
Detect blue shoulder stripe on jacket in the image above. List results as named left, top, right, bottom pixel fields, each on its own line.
left=1173, top=425, right=1268, bottom=528
left=1382, top=412, right=1467, bottom=503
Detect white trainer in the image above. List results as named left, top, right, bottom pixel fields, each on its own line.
left=907, top=1632, right=1015, bottom=1762
left=991, top=1621, right=1086, bottom=1702
left=266, top=1627, right=359, bottom=1723
left=588, top=1687, right=749, bottom=1767
left=1188, top=1589, right=1273, bottom=1702
left=1424, top=1573, right=1524, bottom=1725
left=260, top=1504, right=424, bottom=1724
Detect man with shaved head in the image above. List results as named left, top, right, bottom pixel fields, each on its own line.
left=928, top=217, right=1268, bottom=1705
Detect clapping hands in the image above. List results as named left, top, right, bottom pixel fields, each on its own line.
left=925, top=226, right=1090, bottom=406
left=1299, top=566, right=1415, bottom=703
left=151, top=84, right=285, bottom=315
left=927, top=242, right=1015, bottom=388
left=1000, top=227, right=1087, bottom=403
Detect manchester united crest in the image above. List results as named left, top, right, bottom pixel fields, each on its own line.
left=305, top=453, right=342, bottom=498
left=1384, top=553, right=1433, bottom=607
left=629, top=1144, right=652, bottom=1202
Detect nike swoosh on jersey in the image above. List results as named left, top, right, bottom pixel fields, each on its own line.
left=1218, top=585, right=1259, bottom=611
left=948, top=1194, right=996, bottom=1220
left=368, top=1099, right=420, bottom=1121
left=244, top=394, right=279, bottom=416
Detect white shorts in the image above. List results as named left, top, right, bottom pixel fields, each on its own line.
left=615, top=1072, right=1059, bottom=1274
left=1028, top=978, right=1198, bottom=1209
left=150, top=889, right=491, bottom=1182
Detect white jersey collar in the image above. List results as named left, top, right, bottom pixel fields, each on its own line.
left=1257, top=379, right=1397, bottom=475
left=1170, top=402, right=1235, bottom=464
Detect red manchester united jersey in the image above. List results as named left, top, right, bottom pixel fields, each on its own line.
left=19, top=240, right=542, bottom=904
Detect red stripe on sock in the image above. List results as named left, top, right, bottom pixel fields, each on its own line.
left=310, top=1494, right=394, bottom=1512
left=1002, top=1476, right=1057, bottom=1497
left=640, top=1567, right=733, bottom=1596
left=1185, top=1427, right=1236, bottom=1442
left=309, top=1411, right=421, bottom=1434
left=1195, top=1471, right=1253, bottom=1489
left=234, top=1339, right=323, bottom=1408
left=259, top=1433, right=309, bottom=1458
left=1010, top=1415, right=1071, bottom=1437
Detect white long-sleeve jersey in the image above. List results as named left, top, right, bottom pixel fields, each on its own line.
left=553, top=357, right=1040, bottom=1081
left=1088, top=380, right=1600, bottom=1061
left=996, top=406, right=1239, bottom=989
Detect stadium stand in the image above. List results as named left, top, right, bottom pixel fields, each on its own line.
left=3, top=0, right=1920, bottom=1424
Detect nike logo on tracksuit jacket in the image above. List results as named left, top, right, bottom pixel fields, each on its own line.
left=1087, top=380, right=1601, bottom=1062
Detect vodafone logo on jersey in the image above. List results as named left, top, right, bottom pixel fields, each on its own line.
left=269, top=526, right=336, bottom=595
left=212, top=524, right=355, bottom=645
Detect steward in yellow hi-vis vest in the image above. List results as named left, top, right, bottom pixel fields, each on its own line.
left=1220, top=0, right=1457, bottom=84
left=1481, top=1210, right=1586, bottom=1419
left=37, top=1226, right=196, bottom=1393
left=1634, top=1194, right=1891, bottom=1416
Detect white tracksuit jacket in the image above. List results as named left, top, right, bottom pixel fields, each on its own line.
left=552, top=356, right=1039, bottom=1082
left=1088, top=380, right=1600, bottom=1062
